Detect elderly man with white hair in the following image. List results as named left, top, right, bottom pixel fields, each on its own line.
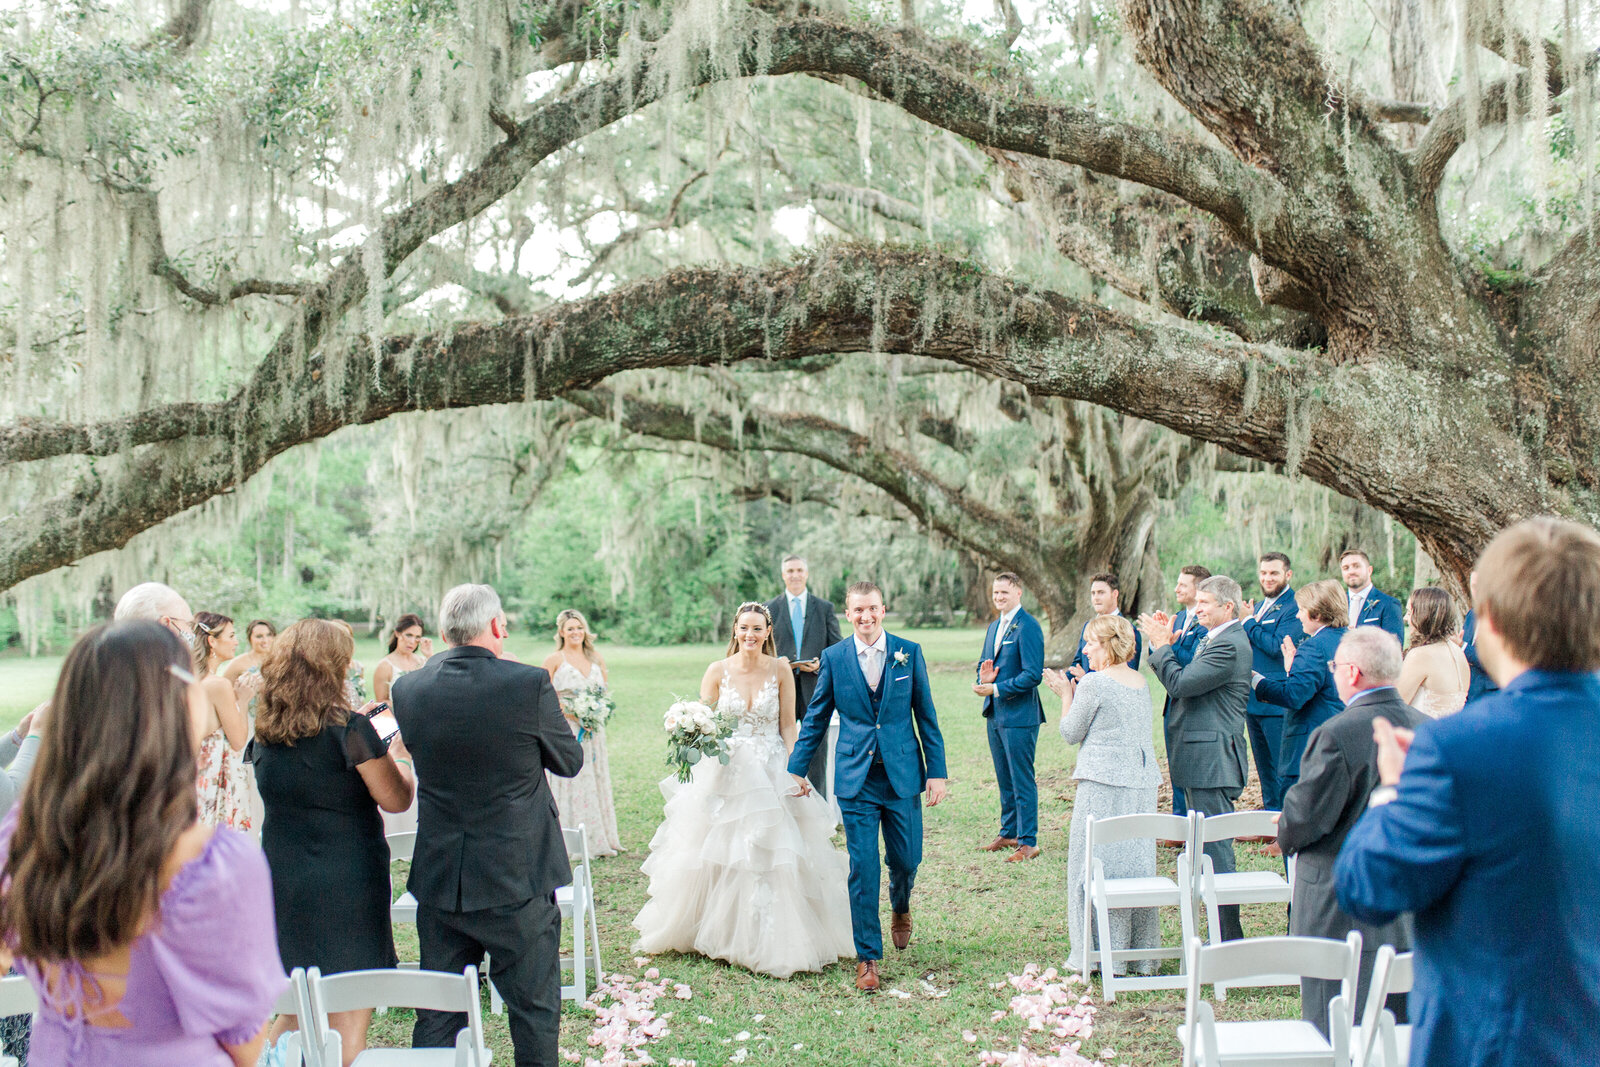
left=391, top=584, right=582, bottom=1067
left=113, top=581, right=195, bottom=638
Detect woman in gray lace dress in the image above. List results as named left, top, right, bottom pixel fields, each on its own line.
left=1044, top=614, right=1161, bottom=974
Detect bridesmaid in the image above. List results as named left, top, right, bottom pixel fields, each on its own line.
left=540, top=609, right=623, bottom=856
left=372, top=613, right=432, bottom=703
left=194, top=612, right=253, bottom=832
left=223, top=619, right=276, bottom=836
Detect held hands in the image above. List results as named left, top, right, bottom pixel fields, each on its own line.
left=1042, top=667, right=1075, bottom=698
left=1371, top=716, right=1415, bottom=786
left=1138, top=613, right=1174, bottom=649
left=1280, top=635, right=1297, bottom=672
left=925, top=777, right=949, bottom=806
left=788, top=772, right=813, bottom=798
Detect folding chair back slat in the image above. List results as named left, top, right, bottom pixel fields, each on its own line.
left=315, top=968, right=478, bottom=1015
left=1197, top=810, right=1281, bottom=844
left=1194, top=933, right=1362, bottom=986
left=386, top=831, right=417, bottom=863
left=0, top=975, right=36, bottom=1019
left=1089, top=812, right=1193, bottom=847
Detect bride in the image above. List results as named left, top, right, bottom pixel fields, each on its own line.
left=632, top=602, right=853, bottom=978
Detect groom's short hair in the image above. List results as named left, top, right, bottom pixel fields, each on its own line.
left=845, top=580, right=883, bottom=605
left=994, top=572, right=1021, bottom=587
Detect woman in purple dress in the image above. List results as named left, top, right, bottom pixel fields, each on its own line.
left=0, top=621, right=286, bottom=1067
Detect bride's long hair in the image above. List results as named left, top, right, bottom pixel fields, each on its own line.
left=725, top=602, right=778, bottom=657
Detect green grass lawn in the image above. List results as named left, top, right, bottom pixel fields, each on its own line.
left=0, top=626, right=1297, bottom=1066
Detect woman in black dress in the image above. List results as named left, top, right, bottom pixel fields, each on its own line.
left=249, top=619, right=414, bottom=1066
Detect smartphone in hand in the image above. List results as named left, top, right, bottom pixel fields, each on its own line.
left=364, top=702, right=401, bottom=742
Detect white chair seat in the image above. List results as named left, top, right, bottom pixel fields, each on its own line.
left=1101, top=874, right=1183, bottom=906
left=1178, top=1019, right=1336, bottom=1063
left=1351, top=1022, right=1412, bottom=1067
left=353, top=1050, right=494, bottom=1066
left=1208, top=871, right=1291, bottom=905
left=391, top=891, right=418, bottom=925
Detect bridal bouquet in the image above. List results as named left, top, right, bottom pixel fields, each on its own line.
left=568, top=684, right=615, bottom=741
left=663, top=698, right=735, bottom=783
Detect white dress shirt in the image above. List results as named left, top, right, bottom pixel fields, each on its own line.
left=853, top=631, right=888, bottom=691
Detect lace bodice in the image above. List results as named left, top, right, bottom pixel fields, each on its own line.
left=552, top=659, right=605, bottom=699
left=718, top=669, right=781, bottom=740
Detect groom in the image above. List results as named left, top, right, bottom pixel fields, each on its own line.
left=789, top=580, right=948, bottom=993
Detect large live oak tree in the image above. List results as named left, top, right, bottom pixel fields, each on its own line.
left=2, top=0, right=1595, bottom=594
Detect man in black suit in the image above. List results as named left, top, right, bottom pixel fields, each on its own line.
left=767, top=554, right=842, bottom=796
left=1276, top=626, right=1421, bottom=1036
left=392, top=584, right=583, bottom=1067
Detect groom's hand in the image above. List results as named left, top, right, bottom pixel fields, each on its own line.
left=925, top=778, right=948, bottom=806
left=788, top=773, right=813, bottom=797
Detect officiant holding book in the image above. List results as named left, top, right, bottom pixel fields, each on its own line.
left=768, top=555, right=842, bottom=796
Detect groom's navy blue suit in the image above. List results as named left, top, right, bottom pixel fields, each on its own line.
left=790, top=632, right=947, bottom=961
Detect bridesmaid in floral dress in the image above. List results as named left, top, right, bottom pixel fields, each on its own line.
left=540, top=609, right=623, bottom=856
left=224, top=619, right=276, bottom=833
left=193, top=612, right=253, bottom=832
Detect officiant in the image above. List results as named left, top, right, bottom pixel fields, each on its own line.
left=767, top=555, right=842, bottom=796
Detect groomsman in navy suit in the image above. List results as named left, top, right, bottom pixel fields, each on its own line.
left=1069, top=572, right=1142, bottom=678
left=790, top=581, right=947, bottom=993
left=766, top=555, right=842, bottom=795
left=1240, top=552, right=1304, bottom=811
left=1336, top=518, right=1600, bottom=1067
left=1339, top=549, right=1405, bottom=646
left=972, top=572, right=1045, bottom=862
left=1164, top=564, right=1211, bottom=816
left=1460, top=570, right=1499, bottom=703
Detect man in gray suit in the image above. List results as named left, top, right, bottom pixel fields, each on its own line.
left=1277, top=626, right=1421, bottom=1035
left=1140, top=574, right=1252, bottom=942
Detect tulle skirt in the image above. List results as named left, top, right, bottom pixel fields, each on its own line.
left=631, top=733, right=854, bottom=978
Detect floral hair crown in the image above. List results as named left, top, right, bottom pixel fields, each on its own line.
left=735, top=601, right=774, bottom=626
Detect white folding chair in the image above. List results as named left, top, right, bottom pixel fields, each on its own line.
left=305, top=966, right=493, bottom=1067
left=1196, top=810, right=1296, bottom=999
left=387, top=831, right=502, bottom=1016
left=1335, top=947, right=1413, bottom=1067
left=559, top=823, right=602, bottom=1003
left=1081, top=811, right=1200, bottom=1002
left=1178, top=932, right=1361, bottom=1067
left=262, top=967, right=309, bottom=1067
left=0, top=973, right=35, bottom=1063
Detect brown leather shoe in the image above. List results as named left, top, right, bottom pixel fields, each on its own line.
left=890, top=911, right=912, bottom=950
left=1006, top=844, right=1043, bottom=862
left=855, top=960, right=881, bottom=992
left=980, top=836, right=1020, bottom=852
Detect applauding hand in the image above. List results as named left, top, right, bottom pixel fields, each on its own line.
left=1042, top=667, right=1075, bottom=698
left=1138, top=613, right=1174, bottom=649
left=1281, top=634, right=1297, bottom=671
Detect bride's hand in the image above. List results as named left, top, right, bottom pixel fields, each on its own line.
left=788, top=773, right=812, bottom=798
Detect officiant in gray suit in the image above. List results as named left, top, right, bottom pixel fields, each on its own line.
left=767, top=555, right=842, bottom=796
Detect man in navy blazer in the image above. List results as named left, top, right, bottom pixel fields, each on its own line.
left=1240, top=552, right=1304, bottom=810
left=1339, top=549, right=1405, bottom=646
left=1070, top=572, right=1142, bottom=676
left=973, top=573, right=1045, bottom=861
left=1164, top=564, right=1211, bottom=815
left=1460, top=571, right=1499, bottom=703
left=1336, top=518, right=1600, bottom=1067
left=790, top=581, right=948, bottom=993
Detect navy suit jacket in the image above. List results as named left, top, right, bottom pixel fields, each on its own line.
left=790, top=633, right=948, bottom=800
left=1335, top=669, right=1600, bottom=1067
left=1350, top=586, right=1406, bottom=646
left=980, top=608, right=1045, bottom=728
left=1072, top=614, right=1142, bottom=673
left=1252, top=625, right=1346, bottom=782
left=1241, top=589, right=1305, bottom=719
left=1461, top=610, right=1499, bottom=703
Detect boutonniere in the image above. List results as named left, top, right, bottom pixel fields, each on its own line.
left=1002, top=619, right=1020, bottom=641
left=893, top=649, right=910, bottom=667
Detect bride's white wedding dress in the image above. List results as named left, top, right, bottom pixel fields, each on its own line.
left=631, top=666, right=854, bottom=978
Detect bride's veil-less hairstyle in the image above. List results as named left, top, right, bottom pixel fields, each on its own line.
left=553, top=609, right=598, bottom=662
left=0, top=621, right=198, bottom=962
left=726, top=603, right=778, bottom=658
